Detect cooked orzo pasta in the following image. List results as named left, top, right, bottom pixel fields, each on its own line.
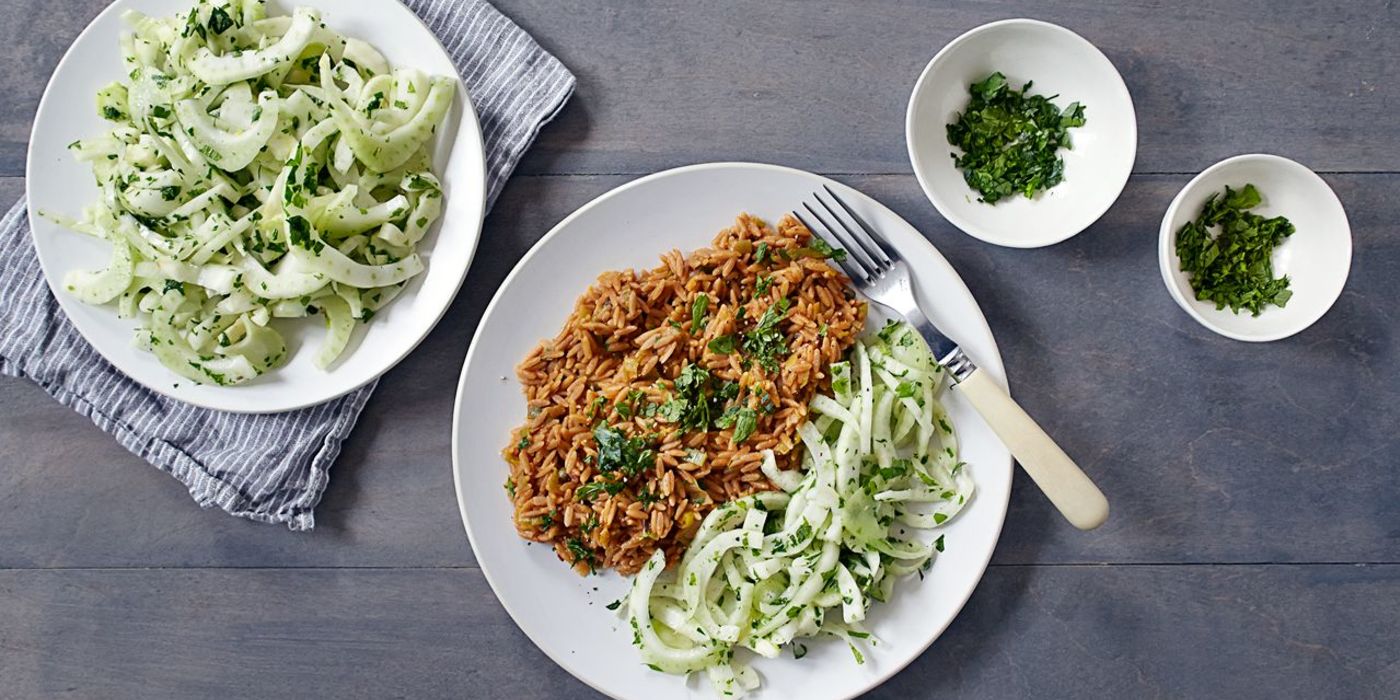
left=504, top=213, right=866, bottom=575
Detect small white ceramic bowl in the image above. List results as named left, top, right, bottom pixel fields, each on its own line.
left=1158, top=154, right=1352, bottom=342
left=906, top=18, right=1137, bottom=248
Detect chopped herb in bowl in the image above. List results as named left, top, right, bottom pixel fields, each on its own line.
left=1175, top=184, right=1295, bottom=316
left=945, top=72, right=1086, bottom=203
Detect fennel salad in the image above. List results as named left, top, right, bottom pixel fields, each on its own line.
left=622, top=321, right=974, bottom=697
left=47, top=0, right=456, bottom=386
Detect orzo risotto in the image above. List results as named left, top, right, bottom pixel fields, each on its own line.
left=504, top=214, right=865, bottom=575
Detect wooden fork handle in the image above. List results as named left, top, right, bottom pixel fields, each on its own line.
left=954, top=369, right=1110, bottom=530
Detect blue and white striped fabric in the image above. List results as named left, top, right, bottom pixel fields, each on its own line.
left=0, top=0, right=574, bottom=530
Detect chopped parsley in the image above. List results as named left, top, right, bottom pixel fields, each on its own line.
left=656, top=363, right=739, bottom=434
left=365, top=91, right=386, bottom=115
left=946, top=72, right=1086, bottom=203
left=690, top=293, right=709, bottom=334
left=808, top=236, right=847, bottom=261
left=742, top=297, right=790, bottom=372
left=754, top=241, right=770, bottom=264
left=206, top=6, right=235, bottom=34
left=715, top=405, right=758, bottom=445
left=707, top=335, right=736, bottom=354
left=593, top=425, right=655, bottom=478
left=1175, top=183, right=1295, bottom=316
left=576, top=479, right=625, bottom=502
left=286, top=215, right=324, bottom=253
left=565, top=537, right=597, bottom=574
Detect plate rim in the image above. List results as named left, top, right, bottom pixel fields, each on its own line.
left=904, top=17, right=1139, bottom=249
left=24, top=0, right=488, bottom=413
left=451, top=161, right=1012, bottom=700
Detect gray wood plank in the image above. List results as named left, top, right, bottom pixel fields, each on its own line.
left=0, top=564, right=1394, bottom=699
left=2, top=173, right=1396, bottom=568
left=2, top=1, right=1398, bottom=177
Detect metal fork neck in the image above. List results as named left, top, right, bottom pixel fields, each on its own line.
left=904, top=306, right=977, bottom=383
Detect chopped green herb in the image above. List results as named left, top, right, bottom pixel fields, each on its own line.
left=808, top=236, right=847, bottom=261
left=206, top=6, right=234, bottom=34
left=946, top=72, right=1086, bottom=203
left=742, top=297, right=790, bottom=372
left=657, top=363, right=740, bottom=437
left=286, top=215, right=324, bottom=253
left=690, top=293, right=709, bottom=334
left=565, top=537, right=596, bottom=574
left=593, top=425, right=655, bottom=478
left=754, top=241, right=770, bottom=264
left=716, top=406, right=758, bottom=445
left=576, top=479, right=625, bottom=502
left=1175, top=183, right=1295, bottom=316
left=707, top=335, right=736, bottom=354
left=365, top=91, right=386, bottom=115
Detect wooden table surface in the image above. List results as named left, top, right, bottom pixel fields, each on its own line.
left=2, top=1, right=1397, bottom=698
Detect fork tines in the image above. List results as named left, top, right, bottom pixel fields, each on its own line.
left=793, top=185, right=898, bottom=284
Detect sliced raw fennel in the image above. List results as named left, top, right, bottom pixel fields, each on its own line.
left=186, top=7, right=321, bottom=85
left=174, top=90, right=280, bottom=171
left=49, top=0, right=455, bottom=386
left=63, top=240, right=133, bottom=304
left=625, top=322, right=974, bottom=697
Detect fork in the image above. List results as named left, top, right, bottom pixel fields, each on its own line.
left=795, top=185, right=1110, bottom=530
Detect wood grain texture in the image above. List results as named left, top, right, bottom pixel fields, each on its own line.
left=3, top=173, right=1396, bottom=569
left=2, top=1, right=1398, bottom=697
left=0, top=565, right=1395, bottom=699
left=1, top=1, right=1397, bottom=177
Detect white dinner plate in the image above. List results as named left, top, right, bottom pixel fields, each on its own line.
left=26, top=0, right=487, bottom=413
left=451, top=163, right=1013, bottom=699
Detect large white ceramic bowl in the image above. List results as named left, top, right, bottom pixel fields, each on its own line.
left=906, top=18, right=1137, bottom=248
left=452, top=163, right=1013, bottom=699
left=26, top=0, right=487, bottom=413
left=1158, top=154, right=1352, bottom=342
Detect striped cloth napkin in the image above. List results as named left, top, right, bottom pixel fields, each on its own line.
left=0, top=0, right=574, bottom=530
